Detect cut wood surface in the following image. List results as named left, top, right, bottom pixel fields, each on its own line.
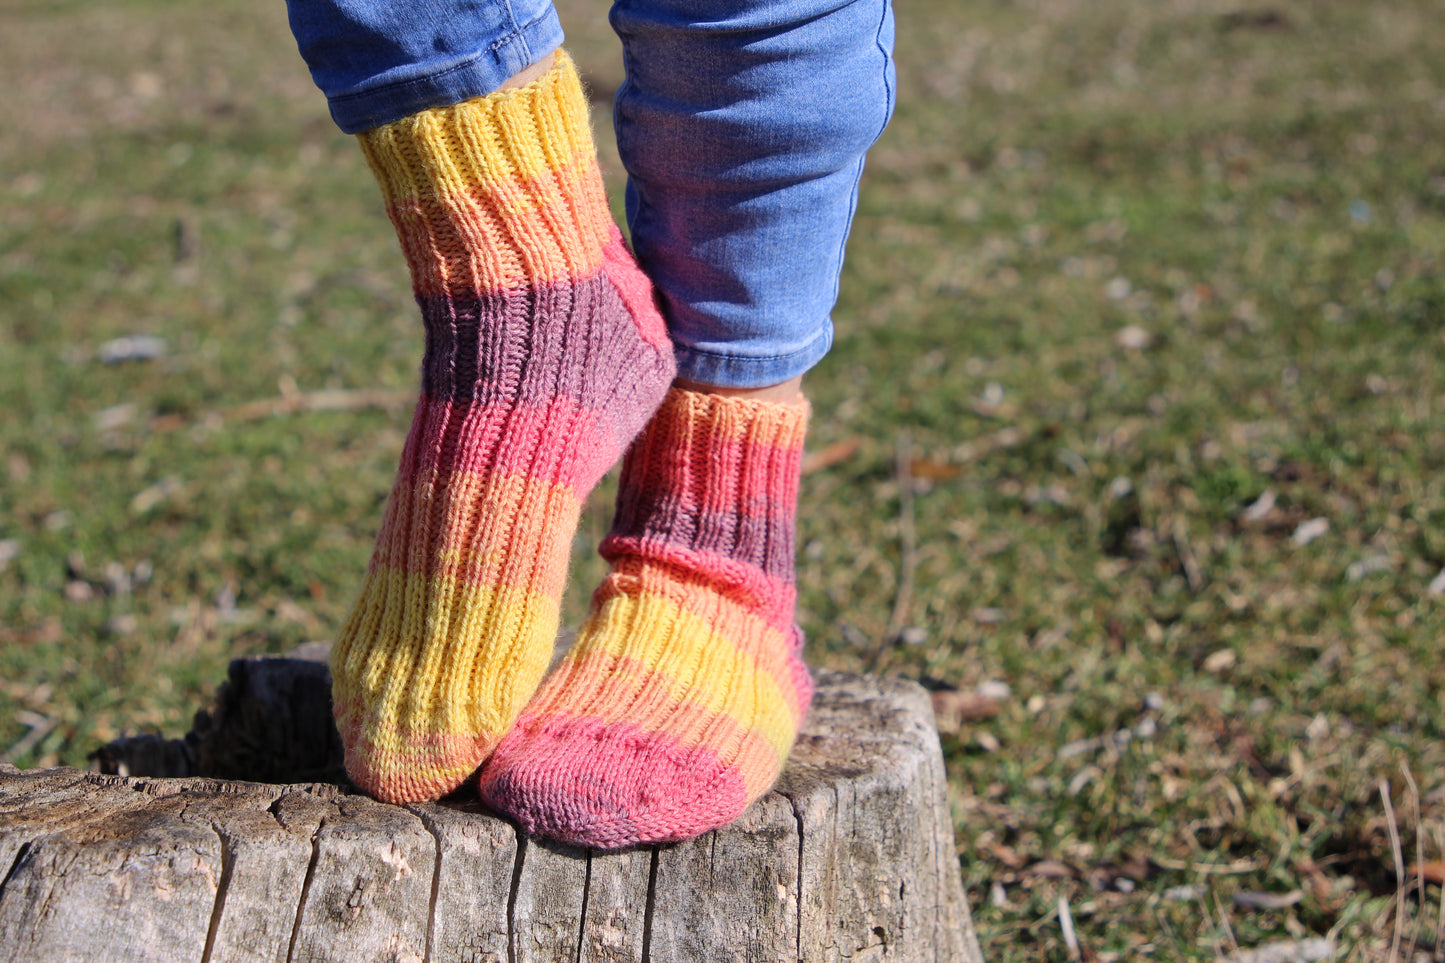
left=1, top=653, right=984, bottom=963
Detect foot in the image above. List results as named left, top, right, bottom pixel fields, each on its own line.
left=331, top=53, right=675, bottom=803
left=478, top=388, right=812, bottom=847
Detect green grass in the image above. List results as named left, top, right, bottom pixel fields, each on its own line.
left=2, top=0, right=1444, bottom=958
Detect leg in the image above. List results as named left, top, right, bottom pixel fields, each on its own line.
left=675, top=375, right=805, bottom=404
left=285, top=1, right=676, bottom=803
left=479, top=0, right=895, bottom=846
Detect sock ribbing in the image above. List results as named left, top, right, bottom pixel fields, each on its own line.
left=479, top=388, right=812, bottom=847
left=332, top=53, right=675, bottom=804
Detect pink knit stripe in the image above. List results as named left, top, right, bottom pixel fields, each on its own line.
left=600, top=228, right=672, bottom=352
left=366, top=471, right=579, bottom=590
left=603, top=404, right=805, bottom=582
left=480, top=714, right=751, bottom=848
left=592, top=550, right=798, bottom=634
left=389, top=394, right=622, bottom=492
left=784, top=646, right=816, bottom=725
left=617, top=431, right=804, bottom=517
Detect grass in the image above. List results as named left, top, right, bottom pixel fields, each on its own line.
left=2, top=0, right=1444, bottom=958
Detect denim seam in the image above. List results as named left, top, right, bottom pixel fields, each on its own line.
left=832, top=155, right=867, bottom=308
left=488, top=5, right=550, bottom=57
left=328, top=53, right=495, bottom=104
left=327, top=11, right=553, bottom=106
left=872, top=0, right=896, bottom=139
left=824, top=0, right=893, bottom=320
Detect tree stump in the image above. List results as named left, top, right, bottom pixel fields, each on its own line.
left=0, top=651, right=984, bottom=962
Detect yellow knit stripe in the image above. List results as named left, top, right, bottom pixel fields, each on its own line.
left=593, top=569, right=804, bottom=709
left=547, top=591, right=800, bottom=753
left=331, top=568, right=561, bottom=736
left=362, top=52, right=596, bottom=203
left=539, top=648, right=795, bottom=771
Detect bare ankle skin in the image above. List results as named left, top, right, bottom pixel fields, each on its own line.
left=497, top=51, right=557, bottom=93
left=674, top=375, right=805, bottom=404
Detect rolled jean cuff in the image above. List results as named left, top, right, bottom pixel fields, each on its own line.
left=287, top=0, right=565, bottom=134
left=673, top=323, right=834, bottom=389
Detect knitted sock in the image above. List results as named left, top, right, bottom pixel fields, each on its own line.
left=478, top=388, right=813, bottom=847
left=331, top=52, right=675, bottom=804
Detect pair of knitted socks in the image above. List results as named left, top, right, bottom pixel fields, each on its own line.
left=330, top=53, right=811, bottom=848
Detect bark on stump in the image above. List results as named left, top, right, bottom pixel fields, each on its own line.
left=0, top=652, right=984, bottom=962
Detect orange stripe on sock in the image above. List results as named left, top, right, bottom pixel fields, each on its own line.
left=358, top=51, right=613, bottom=297
left=373, top=469, right=582, bottom=594
left=381, top=164, right=609, bottom=297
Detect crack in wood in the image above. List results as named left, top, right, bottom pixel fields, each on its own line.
left=197, top=815, right=234, bottom=960
left=286, top=819, right=325, bottom=963
left=419, top=813, right=442, bottom=963
left=265, top=791, right=295, bottom=832
left=638, top=847, right=659, bottom=963
left=572, top=849, right=592, bottom=963
left=786, top=794, right=805, bottom=963
left=506, top=833, right=527, bottom=963
left=198, top=822, right=235, bottom=963
left=0, top=841, right=32, bottom=903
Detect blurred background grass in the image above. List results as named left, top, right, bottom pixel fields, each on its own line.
left=3, top=0, right=1444, bottom=958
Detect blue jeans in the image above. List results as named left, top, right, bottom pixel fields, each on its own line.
left=287, top=0, right=895, bottom=388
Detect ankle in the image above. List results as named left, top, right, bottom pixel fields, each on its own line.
left=673, top=375, right=805, bottom=406
left=496, top=50, right=557, bottom=93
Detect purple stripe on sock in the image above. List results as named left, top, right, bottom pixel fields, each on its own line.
left=604, top=503, right=797, bottom=583
left=417, top=272, right=673, bottom=419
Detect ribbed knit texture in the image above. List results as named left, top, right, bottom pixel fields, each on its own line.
left=332, top=52, right=676, bottom=804
left=478, top=388, right=813, bottom=847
